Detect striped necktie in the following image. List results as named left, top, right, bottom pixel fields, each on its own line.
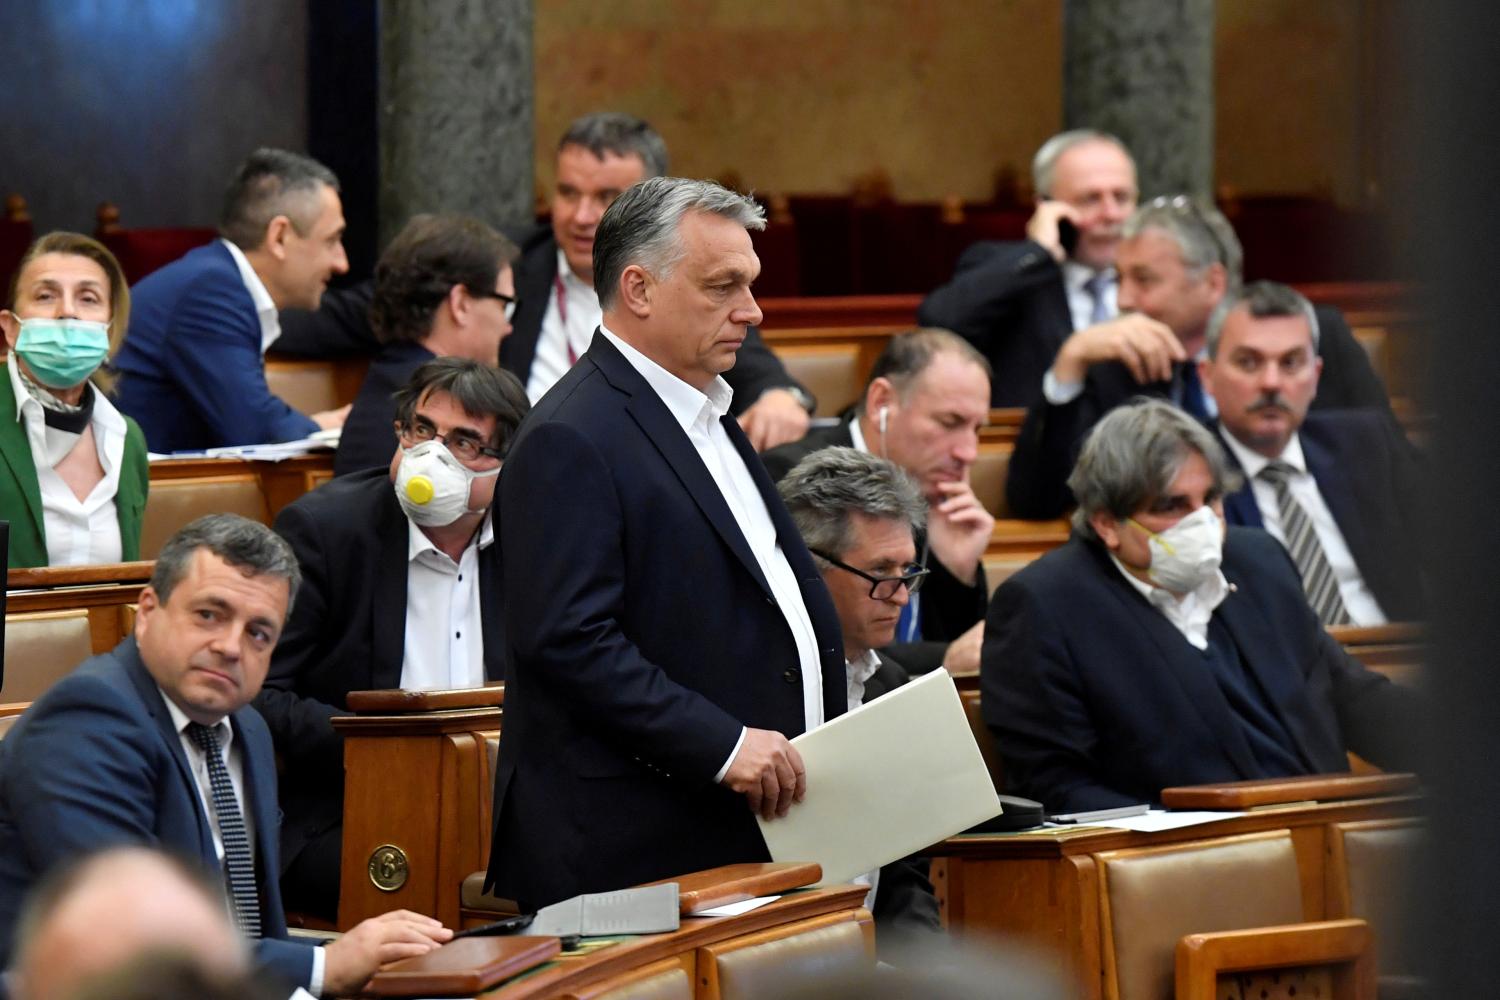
left=185, top=722, right=262, bottom=937
left=1257, top=461, right=1349, bottom=626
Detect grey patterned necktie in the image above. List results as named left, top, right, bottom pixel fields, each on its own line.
left=1257, top=461, right=1350, bottom=626
left=185, top=722, right=262, bottom=937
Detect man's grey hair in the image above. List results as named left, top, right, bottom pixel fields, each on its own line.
left=1032, top=129, right=1133, bottom=197
left=778, top=447, right=927, bottom=564
left=1068, top=399, right=1241, bottom=542
left=559, top=112, right=669, bottom=179
left=1205, top=280, right=1321, bottom=358
left=150, top=514, right=301, bottom=614
left=860, top=328, right=992, bottom=412
left=1122, top=195, right=1244, bottom=289
left=219, top=147, right=339, bottom=250
left=593, top=177, right=765, bottom=309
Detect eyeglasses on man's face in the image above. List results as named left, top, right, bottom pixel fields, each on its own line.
left=397, top=418, right=503, bottom=464
left=810, top=549, right=930, bottom=601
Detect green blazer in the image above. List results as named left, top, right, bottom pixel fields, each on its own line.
left=0, top=365, right=149, bottom=568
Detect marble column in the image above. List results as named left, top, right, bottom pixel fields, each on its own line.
left=1063, top=0, right=1215, bottom=198
left=378, top=0, right=534, bottom=249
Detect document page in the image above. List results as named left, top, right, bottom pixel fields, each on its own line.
left=757, top=668, right=1002, bottom=884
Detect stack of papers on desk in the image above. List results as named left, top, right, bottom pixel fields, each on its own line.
left=757, top=669, right=1002, bottom=884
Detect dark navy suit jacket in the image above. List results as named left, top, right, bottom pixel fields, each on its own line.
left=486, top=331, right=845, bottom=910
left=255, top=468, right=505, bottom=873
left=980, top=528, right=1421, bottom=814
left=1217, top=410, right=1425, bottom=621
left=113, top=241, right=319, bottom=451
left=0, top=638, right=315, bottom=987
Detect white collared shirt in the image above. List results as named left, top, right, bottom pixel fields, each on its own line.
left=1108, top=552, right=1230, bottom=651
left=10, top=359, right=126, bottom=565
left=1062, top=260, right=1117, bottom=332
left=401, top=511, right=494, bottom=691
left=220, top=239, right=282, bottom=355
left=527, top=250, right=601, bottom=402
left=845, top=650, right=883, bottom=713
left=599, top=324, right=826, bottom=778
left=1218, top=429, right=1387, bottom=625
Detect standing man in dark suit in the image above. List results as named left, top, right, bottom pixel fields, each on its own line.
left=981, top=401, right=1420, bottom=813
left=1201, top=281, right=1425, bottom=623
left=114, top=149, right=352, bottom=451
left=487, top=177, right=846, bottom=911
left=0, top=515, right=450, bottom=993
left=256, top=358, right=525, bottom=920
left=777, top=446, right=943, bottom=951
left=507, top=112, right=814, bottom=449
left=1006, top=197, right=1398, bottom=519
left=917, top=130, right=1138, bottom=406
left=762, top=329, right=994, bottom=676
left=332, top=215, right=519, bottom=475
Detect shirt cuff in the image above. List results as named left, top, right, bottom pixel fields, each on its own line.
left=308, top=947, right=326, bottom=997
left=713, top=727, right=749, bottom=784
left=1042, top=367, right=1085, bottom=406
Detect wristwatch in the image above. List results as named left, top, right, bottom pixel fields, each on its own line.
left=780, top=385, right=817, bottom=414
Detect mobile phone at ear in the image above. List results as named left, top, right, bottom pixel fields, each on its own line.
left=1057, top=217, right=1079, bottom=257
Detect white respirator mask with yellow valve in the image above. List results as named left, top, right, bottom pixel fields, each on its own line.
left=392, top=440, right=498, bottom=527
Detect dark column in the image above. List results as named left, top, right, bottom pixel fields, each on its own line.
left=378, top=0, right=534, bottom=250
left=1063, top=0, right=1215, bottom=198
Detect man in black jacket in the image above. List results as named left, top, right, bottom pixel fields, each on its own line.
left=255, top=358, right=525, bottom=919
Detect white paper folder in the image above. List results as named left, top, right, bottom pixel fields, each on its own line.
left=756, top=668, right=1002, bottom=884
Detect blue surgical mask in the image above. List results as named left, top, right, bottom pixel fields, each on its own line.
left=15, top=317, right=111, bottom=389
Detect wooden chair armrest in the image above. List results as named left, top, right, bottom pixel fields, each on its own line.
left=1176, top=918, right=1375, bottom=1000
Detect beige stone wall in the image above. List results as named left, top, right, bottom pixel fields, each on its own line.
left=534, top=0, right=1367, bottom=203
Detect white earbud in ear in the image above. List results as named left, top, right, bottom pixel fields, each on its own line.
left=878, top=406, right=889, bottom=435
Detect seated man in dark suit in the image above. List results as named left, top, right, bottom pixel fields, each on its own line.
left=255, top=358, right=525, bottom=920
left=113, top=148, right=352, bottom=451
left=1006, top=196, right=1399, bottom=519
left=918, top=129, right=1137, bottom=406
left=0, top=514, right=449, bottom=993
left=1201, top=281, right=1425, bottom=624
left=981, top=400, right=1420, bottom=813
left=278, top=113, right=815, bottom=452
left=762, top=329, right=993, bottom=675
left=778, top=446, right=943, bottom=952
left=333, top=214, right=519, bottom=475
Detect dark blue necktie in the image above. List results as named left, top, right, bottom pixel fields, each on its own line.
left=1178, top=362, right=1210, bottom=421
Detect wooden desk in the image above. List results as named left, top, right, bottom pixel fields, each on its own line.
left=930, top=794, right=1422, bottom=999
left=332, top=688, right=504, bottom=931
left=149, top=452, right=335, bottom=517
left=479, top=885, right=872, bottom=999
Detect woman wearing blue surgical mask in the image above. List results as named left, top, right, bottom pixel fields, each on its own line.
left=0, top=232, right=148, bottom=567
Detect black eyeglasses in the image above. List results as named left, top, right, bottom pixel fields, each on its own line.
left=1143, top=194, right=1231, bottom=269
left=810, top=549, right=929, bottom=600
left=469, top=288, right=518, bottom=320
left=397, top=420, right=504, bottom=463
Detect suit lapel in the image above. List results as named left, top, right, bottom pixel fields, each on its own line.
left=371, top=490, right=410, bottom=690
left=590, top=336, right=776, bottom=598
left=0, top=369, right=46, bottom=542
left=501, top=236, right=559, bottom=381
left=1216, top=553, right=1320, bottom=770
left=1301, top=426, right=1369, bottom=563
left=478, top=538, right=506, bottom=682
left=230, top=710, right=284, bottom=892
left=119, top=641, right=218, bottom=858
left=1042, top=273, right=1073, bottom=351
left=724, top=412, right=848, bottom=720
left=1091, top=547, right=1261, bottom=777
